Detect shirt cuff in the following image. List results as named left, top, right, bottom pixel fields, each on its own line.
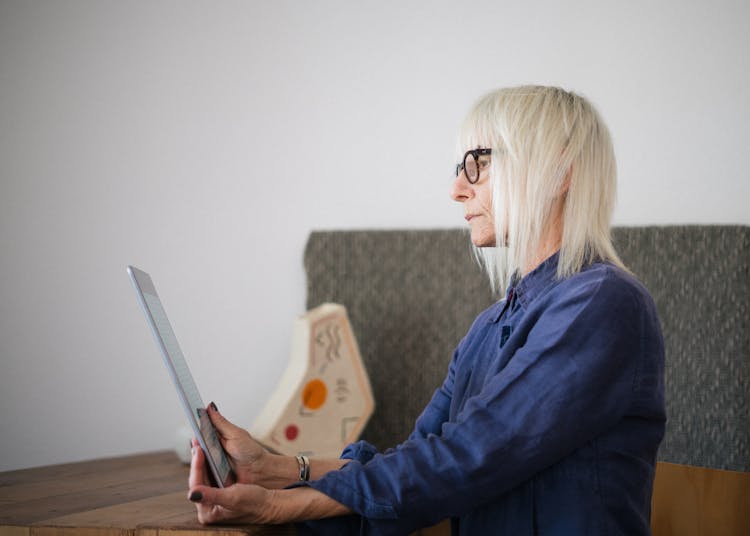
left=340, top=440, right=379, bottom=464
left=287, top=443, right=397, bottom=521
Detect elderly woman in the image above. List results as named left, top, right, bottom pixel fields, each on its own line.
left=187, top=85, right=665, bottom=535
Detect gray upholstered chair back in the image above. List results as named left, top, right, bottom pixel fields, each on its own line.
left=304, top=226, right=750, bottom=471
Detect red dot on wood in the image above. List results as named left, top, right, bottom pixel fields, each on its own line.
left=285, top=424, right=299, bottom=441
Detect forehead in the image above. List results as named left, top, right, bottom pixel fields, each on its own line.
left=458, top=131, right=491, bottom=149
left=457, top=120, right=499, bottom=158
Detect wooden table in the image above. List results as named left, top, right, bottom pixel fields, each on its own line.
left=0, top=450, right=295, bottom=536
left=4, top=452, right=748, bottom=536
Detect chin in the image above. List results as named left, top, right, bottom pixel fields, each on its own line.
left=471, top=234, right=497, bottom=248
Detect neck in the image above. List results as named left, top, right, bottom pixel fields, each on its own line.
left=522, top=204, right=564, bottom=276
left=522, top=233, right=561, bottom=276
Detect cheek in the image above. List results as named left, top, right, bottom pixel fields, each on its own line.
left=477, top=184, right=493, bottom=214
left=479, top=193, right=494, bottom=222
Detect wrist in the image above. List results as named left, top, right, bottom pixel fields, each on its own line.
left=254, top=453, right=299, bottom=489
left=295, top=454, right=311, bottom=482
left=265, top=487, right=352, bottom=523
left=263, top=488, right=287, bottom=524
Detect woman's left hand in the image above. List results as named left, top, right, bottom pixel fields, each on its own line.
left=188, top=438, right=276, bottom=524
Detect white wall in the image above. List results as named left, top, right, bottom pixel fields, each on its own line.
left=1, top=0, right=748, bottom=472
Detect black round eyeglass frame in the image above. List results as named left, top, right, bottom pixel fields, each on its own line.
left=455, top=148, right=492, bottom=184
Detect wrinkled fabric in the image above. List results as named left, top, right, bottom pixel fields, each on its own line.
left=297, top=253, right=665, bottom=535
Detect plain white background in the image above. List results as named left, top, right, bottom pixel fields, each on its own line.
left=1, top=0, right=748, bottom=472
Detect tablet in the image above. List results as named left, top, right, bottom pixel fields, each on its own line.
left=128, top=265, right=234, bottom=487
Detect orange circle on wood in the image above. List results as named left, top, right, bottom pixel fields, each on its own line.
left=302, top=379, right=327, bottom=410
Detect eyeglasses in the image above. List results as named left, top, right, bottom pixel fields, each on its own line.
left=455, top=148, right=492, bottom=184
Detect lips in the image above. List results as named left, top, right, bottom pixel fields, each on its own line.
left=465, top=214, right=479, bottom=222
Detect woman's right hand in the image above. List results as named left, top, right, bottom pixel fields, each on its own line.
left=205, top=402, right=271, bottom=486
left=205, top=402, right=347, bottom=488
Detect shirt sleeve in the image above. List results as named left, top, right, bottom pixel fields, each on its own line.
left=337, top=337, right=458, bottom=465
left=302, top=271, right=656, bottom=533
left=294, top=347, right=458, bottom=535
left=407, top=344, right=458, bottom=441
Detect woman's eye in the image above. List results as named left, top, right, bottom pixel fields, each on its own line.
left=478, top=158, right=491, bottom=168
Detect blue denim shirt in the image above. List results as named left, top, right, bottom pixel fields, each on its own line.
left=298, top=253, right=666, bottom=535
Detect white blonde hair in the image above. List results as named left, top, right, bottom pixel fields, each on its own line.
left=458, top=85, right=626, bottom=292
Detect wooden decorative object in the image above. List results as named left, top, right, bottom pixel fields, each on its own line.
left=251, top=304, right=375, bottom=458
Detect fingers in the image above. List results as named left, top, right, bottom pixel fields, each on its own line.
left=206, top=402, right=244, bottom=439
left=187, top=483, right=269, bottom=524
left=188, top=445, right=226, bottom=524
left=188, top=439, right=210, bottom=489
left=187, top=484, right=223, bottom=524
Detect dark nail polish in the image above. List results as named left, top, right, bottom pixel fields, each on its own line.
left=189, top=491, right=203, bottom=502
left=210, top=401, right=218, bottom=412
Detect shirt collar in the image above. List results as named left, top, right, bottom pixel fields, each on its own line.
left=488, top=251, right=561, bottom=323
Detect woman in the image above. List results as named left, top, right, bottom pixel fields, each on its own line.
left=188, top=85, right=666, bottom=535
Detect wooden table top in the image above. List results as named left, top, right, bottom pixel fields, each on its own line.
left=5, top=452, right=750, bottom=536
left=0, top=450, right=295, bottom=535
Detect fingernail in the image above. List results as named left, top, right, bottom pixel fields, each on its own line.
left=210, top=401, right=218, bottom=412
left=189, top=491, right=203, bottom=502
left=191, top=447, right=197, bottom=457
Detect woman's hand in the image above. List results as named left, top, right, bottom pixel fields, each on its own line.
left=205, top=403, right=267, bottom=485
left=189, top=437, right=353, bottom=525
left=188, top=439, right=275, bottom=524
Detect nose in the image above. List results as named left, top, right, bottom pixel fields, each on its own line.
left=450, top=172, right=473, bottom=202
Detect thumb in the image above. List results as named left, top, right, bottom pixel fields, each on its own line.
left=188, top=484, right=236, bottom=524
left=189, top=483, right=238, bottom=512
left=188, top=483, right=225, bottom=505
left=188, top=484, right=211, bottom=504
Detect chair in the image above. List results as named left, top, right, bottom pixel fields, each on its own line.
left=304, top=226, right=750, bottom=535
